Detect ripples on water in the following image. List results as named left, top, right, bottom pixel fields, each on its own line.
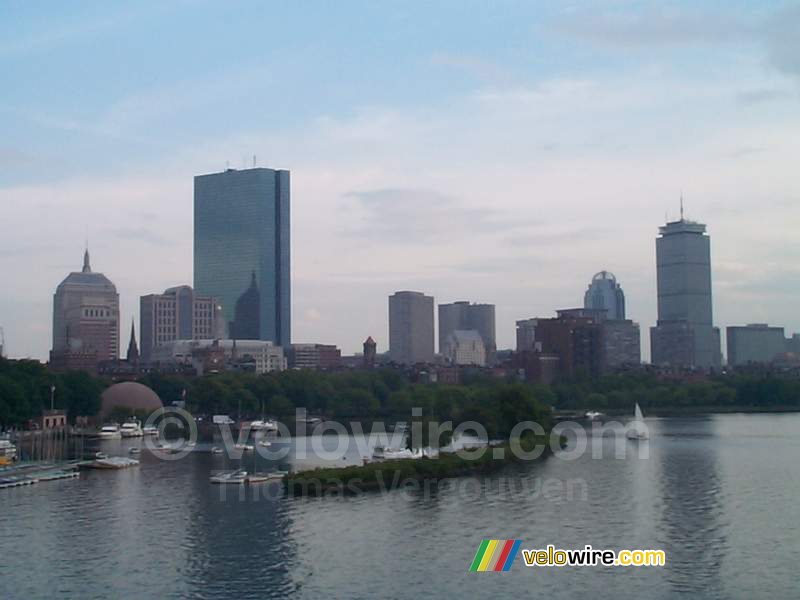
left=1, top=414, right=800, bottom=599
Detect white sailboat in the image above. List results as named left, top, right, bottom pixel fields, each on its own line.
left=626, top=402, right=649, bottom=440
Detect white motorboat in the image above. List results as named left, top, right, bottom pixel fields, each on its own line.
left=209, top=469, right=248, bottom=484
left=211, top=446, right=224, bottom=455
left=626, top=403, right=649, bottom=440
left=120, top=419, right=143, bottom=438
left=585, top=410, right=604, bottom=420
left=257, top=440, right=271, bottom=448
left=234, top=443, right=255, bottom=452
left=142, top=425, right=158, bottom=436
left=249, top=419, right=278, bottom=432
left=97, top=424, right=121, bottom=440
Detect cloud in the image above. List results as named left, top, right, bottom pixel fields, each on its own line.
left=736, top=89, right=793, bottom=105
left=342, top=188, right=539, bottom=244
left=430, top=53, right=515, bottom=85
left=763, top=6, right=800, bottom=79
left=552, top=8, right=755, bottom=47
left=109, top=227, right=174, bottom=246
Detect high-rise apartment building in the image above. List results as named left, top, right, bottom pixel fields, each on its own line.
left=50, top=250, right=119, bottom=372
left=438, top=301, right=496, bottom=363
left=139, top=286, right=224, bottom=362
left=650, top=211, right=721, bottom=369
left=389, top=291, right=434, bottom=364
left=584, top=271, right=626, bottom=320
left=194, top=167, right=290, bottom=347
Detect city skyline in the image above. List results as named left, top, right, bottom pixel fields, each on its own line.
left=3, top=2, right=800, bottom=360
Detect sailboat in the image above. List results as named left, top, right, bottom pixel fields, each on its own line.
left=626, top=403, right=649, bottom=440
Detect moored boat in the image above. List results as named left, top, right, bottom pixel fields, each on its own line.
left=209, top=469, right=248, bottom=484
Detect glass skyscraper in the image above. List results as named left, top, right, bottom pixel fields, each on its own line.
left=194, top=167, right=290, bottom=347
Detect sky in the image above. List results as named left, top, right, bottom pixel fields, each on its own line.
left=1, top=0, right=799, bottom=361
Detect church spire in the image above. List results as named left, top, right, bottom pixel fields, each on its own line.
left=82, top=248, right=91, bottom=273
left=126, top=319, right=139, bottom=363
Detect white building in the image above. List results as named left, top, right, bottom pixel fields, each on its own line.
left=441, top=330, right=486, bottom=366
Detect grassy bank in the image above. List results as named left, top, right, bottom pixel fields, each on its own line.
left=283, top=434, right=560, bottom=495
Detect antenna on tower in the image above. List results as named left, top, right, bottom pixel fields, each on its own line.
left=253, top=154, right=256, bottom=168
left=680, top=192, right=684, bottom=221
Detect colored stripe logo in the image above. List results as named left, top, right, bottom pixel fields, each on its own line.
left=469, top=540, right=521, bottom=571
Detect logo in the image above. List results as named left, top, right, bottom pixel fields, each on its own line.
left=469, top=540, right=521, bottom=572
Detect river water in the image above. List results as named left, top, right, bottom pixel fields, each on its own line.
left=1, top=413, right=799, bottom=599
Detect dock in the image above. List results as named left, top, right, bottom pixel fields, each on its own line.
left=0, top=463, right=80, bottom=490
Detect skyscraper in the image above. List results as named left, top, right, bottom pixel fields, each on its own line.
left=650, top=209, right=721, bottom=369
left=50, top=250, right=119, bottom=372
left=584, top=271, right=626, bottom=320
left=438, top=301, right=496, bottom=364
left=389, top=291, right=434, bottom=364
left=139, top=285, right=224, bottom=362
left=194, top=167, right=290, bottom=347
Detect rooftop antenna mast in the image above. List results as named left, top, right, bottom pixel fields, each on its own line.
left=680, top=192, right=684, bottom=221
left=253, top=154, right=256, bottom=168
left=0, top=326, right=4, bottom=358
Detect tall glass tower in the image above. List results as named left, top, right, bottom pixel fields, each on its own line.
left=194, top=167, right=290, bottom=347
left=650, top=211, right=720, bottom=369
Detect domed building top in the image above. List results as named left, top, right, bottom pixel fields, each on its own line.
left=592, top=270, right=617, bottom=282
left=57, top=250, right=116, bottom=291
left=99, top=382, right=163, bottom=418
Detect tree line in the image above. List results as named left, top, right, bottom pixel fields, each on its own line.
left=2, top=357, right=799, bottom=431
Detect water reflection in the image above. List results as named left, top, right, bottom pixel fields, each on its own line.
left=656, top=417, right=727, bottom=596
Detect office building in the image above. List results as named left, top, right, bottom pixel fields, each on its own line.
left=194, top=167, right=290, bottom=347
left=441, top=330, right=486, bottom=366
left=50, top=250, right=119, bottom=372
left=363, top=337, right=377, bottom=369
left=584, top=271, right=626, bottom=320
left=287, top=344, right=342, bottom=370
left=389, top=291, right=434, bottom=364
left=515, top=314, right=603, bottom=379
left=438, top=301, right=496, bottom=364
left=727, top=324, right=786, bottom=366
left=650, top=210, right=721, bottom=369
left=140, top=286, right=224, bottom=363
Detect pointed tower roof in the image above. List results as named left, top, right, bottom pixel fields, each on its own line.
left=126, top=319, right=139, bottom=363
left=82, top=248, right=91, bottom=273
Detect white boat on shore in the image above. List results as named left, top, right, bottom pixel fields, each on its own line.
left=373, top=446, right=424, bottom=460
left=626, top=403, right=649, bottom=440
left=96, top=424, right=121, bottom=440
left=0, top=440, right=17, bottom=460
left=234, top=443, right=255, bottom=452
left=142, top=425, right=158, bottom=436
